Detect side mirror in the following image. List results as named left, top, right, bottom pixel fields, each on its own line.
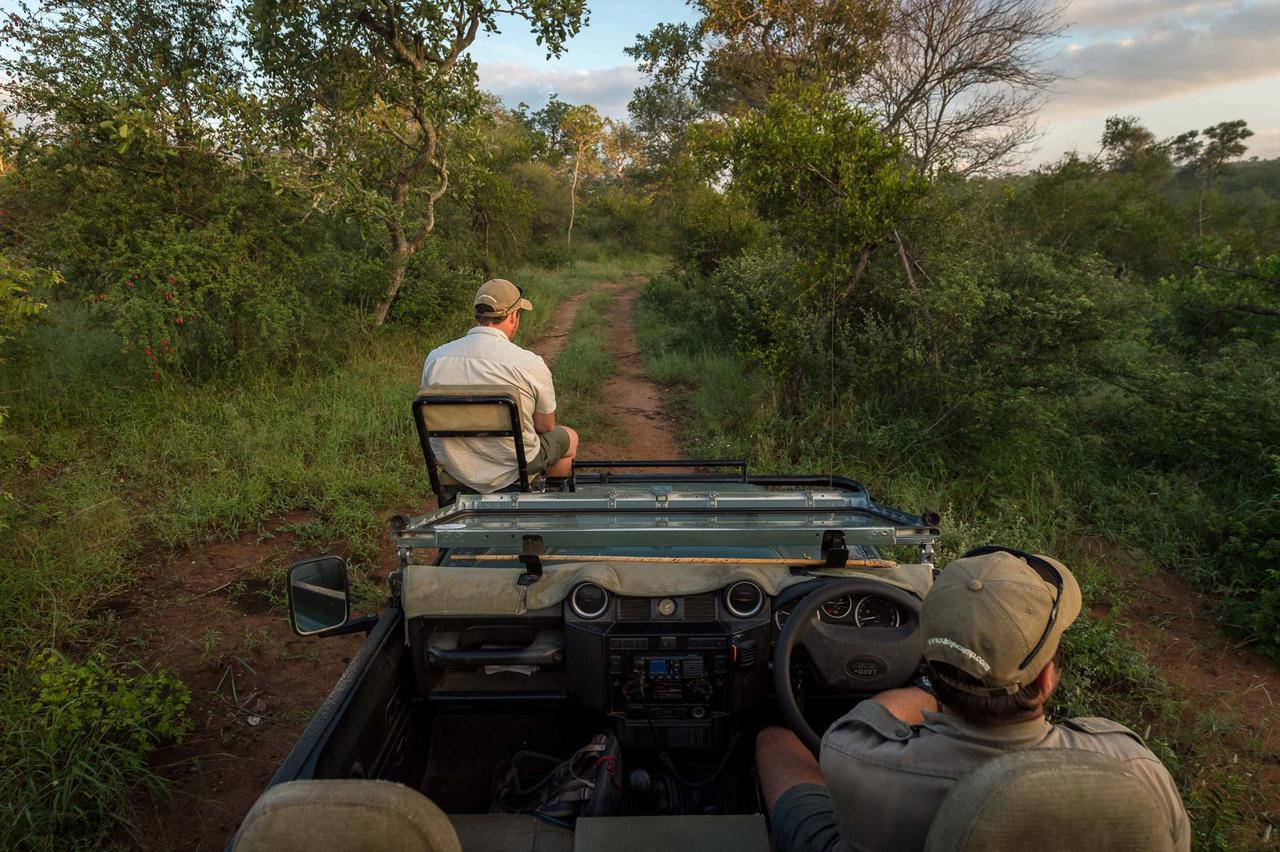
left=287, top=556, right=350, bottom=636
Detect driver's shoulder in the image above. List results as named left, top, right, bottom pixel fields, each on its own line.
left=1052, top=716, right=1156, bottom=759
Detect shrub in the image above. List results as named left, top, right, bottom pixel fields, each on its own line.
left=1, top=650, right=192, bottom=849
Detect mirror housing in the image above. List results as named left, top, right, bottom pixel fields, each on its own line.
left=287, top=556, right=350, bottom=636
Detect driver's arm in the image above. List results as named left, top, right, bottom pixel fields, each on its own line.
left=534, top=411, right=555, bottom=434
left=869, top=687, right=937, bottom=725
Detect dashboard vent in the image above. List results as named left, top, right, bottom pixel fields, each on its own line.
left=683, top=594, right=717, bottom=622
left=618, top=597, right=650, bottom=621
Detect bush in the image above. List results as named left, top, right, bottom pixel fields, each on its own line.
left=1, top=651, right=192, bottom=849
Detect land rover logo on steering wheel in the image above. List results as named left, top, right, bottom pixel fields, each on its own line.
left=845, top=655, right=889, bottom=680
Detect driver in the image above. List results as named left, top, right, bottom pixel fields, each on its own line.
left=756, top=548, right=1190, bottom=851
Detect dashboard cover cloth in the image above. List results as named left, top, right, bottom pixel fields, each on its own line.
left=402, top=561, right=933, bottom=618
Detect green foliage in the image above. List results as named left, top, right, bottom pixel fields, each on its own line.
left=715, top=79, right=924, bottom=370
left=635, top=272, right=1259, bottom=846
left=30, top=649, right=191, bottom=764
left=0, top=253, right=54, bottom=351
left=1, top=651, right=191, bottom=850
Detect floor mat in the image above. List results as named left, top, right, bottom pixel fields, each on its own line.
left=422, top=712, right=578, bottom=813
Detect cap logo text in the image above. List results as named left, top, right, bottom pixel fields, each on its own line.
left=928, top=637, right=991, bottom=672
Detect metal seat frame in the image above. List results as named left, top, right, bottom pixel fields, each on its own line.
left=412, top=388, right=530, bottom=506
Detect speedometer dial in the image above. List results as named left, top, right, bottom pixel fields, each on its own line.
left=854, top=596, right=901, bottom=628
left=820, top=595, right=854, bottom=620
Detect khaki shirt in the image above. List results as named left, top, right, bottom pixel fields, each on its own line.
left=420, top=327, right=557, bottom=492
left=820, top=702, right=1191, bottom=851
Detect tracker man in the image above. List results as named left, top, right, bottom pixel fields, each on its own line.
left=756, top=547, right=1190, bottom=851
left=420, top=278, right=578, bottom=492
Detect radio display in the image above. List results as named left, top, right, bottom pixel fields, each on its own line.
left=648, top=659, right=672, bottom=675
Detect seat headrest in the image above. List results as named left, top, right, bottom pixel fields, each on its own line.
left=923, top=749, right=1174, bottom=851
left=231, top=779, right=462, bottom=852
left=414, top=384, right=523, bottom=435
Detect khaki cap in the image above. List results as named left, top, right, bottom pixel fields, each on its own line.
left=474, top=278, right=532, bottom=319
left=922, top=549, right=1081, bottom=696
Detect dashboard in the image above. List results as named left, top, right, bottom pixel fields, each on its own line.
left=414, top=572, right=923, bottom=754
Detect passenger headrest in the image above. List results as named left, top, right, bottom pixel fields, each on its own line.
left=923, top=749, right=1173, bottom=851
left=231, top=779, right=462, bottom=852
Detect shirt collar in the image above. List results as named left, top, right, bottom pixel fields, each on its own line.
left=467, top=326, right=509, bottom=341
left=921, top=709, right=1052, bottom=746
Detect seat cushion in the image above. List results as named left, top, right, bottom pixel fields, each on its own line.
left=232, top=779, right=461, bottom=852
left=449, top=814, right=574, bottom=852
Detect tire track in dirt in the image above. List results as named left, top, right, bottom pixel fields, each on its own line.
left=529, top=285, right=605, bottom=364
left=572, top=278, right=682, bottom=462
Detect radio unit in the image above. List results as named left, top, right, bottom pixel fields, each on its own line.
left=606, top=635, right=730, bottom=723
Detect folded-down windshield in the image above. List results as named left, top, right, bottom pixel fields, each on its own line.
left=396, top=484, right=940, bottom=567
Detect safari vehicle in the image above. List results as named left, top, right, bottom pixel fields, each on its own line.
left=231, top=389, right=942, bottom=851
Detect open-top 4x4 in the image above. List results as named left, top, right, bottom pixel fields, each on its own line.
left=236, top=455, right=942, bottom=851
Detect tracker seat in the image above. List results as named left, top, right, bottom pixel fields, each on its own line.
left=413, top=384, right=533, bottom=505
left=923, top=749, right=1174, bottom=851
left=230, top=779, right=573, bottom=852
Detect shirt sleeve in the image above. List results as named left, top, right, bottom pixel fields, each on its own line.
left=529, top=355, right=557, bottom=414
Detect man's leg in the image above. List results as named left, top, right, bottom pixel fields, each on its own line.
left=543, top=426, right=578, bottom=477
left=757, top=727, right=842, bottom=852
left=757, top=727, right=825, bottom=814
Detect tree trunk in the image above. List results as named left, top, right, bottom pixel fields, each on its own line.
left=373, top=223, right=414, bottom=326
left=373, top=255, right=410, bottom=327
left=567, top=148, right=581, bottom=245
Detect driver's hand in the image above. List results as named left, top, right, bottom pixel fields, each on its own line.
left=870, top=686, right=938, bottom=725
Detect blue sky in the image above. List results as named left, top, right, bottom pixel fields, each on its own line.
left=472, top=0, right=1280, bottom=166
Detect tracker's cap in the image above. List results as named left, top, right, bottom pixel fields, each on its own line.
left=922, top=550, right=1081, bottom=696
left=474, top=279, right=532, bottom=319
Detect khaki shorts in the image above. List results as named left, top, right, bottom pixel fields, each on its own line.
left=527, top=425, right=571, bottom=474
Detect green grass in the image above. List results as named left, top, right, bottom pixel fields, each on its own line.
left=633, top=275, right=1261, bottom=850
left=550, top=286, right=625, bottom=443
left=0, top=251, right=650, bottom=850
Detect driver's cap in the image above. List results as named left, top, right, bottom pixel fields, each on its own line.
left=475, top=278, right=532, bottom=319
left=922, top=551, right=1081, bottom=696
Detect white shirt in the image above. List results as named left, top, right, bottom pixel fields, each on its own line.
left=420, top=326, right=557, bottom=492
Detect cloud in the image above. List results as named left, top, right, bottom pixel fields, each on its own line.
left=1047, top=1, right=1280, bottom=115
left=477, top=61, right=645, bottom=118
left=1250, top=126, right=1280, bottom=158
left=1064, top=0, right=1239, bottom=31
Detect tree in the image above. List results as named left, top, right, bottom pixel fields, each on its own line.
left=245, top=0, right=587, bottom=325
left=558, top=104, right=604, bottom=244
left=626, top=1, right=888, bottom=163
left=1100, top=115, right=1169, bottom=175
left=1, top=0, right=247, bottom=157
left=719, top=79, right=925, bottom=373
left=629, top=0, right=1061, bottom=175
left=1171, top=119, right=1253, bottom=237
left=600, top=119, right=644, bottom=180
left=855, top=0, right=1063, bottom=175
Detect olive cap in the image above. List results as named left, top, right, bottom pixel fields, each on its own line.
left=474, top=278, right=532, bottom=319
left=922, top=550, right=1081, bottom=696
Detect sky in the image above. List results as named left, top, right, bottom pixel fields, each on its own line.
left=471, top=0, right=1280, bottom=167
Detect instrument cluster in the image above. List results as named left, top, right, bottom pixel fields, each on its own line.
left=774, top=594, right=903, bottom=630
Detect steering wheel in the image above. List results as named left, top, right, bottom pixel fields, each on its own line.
left=773, top=578, right=924, bottom=753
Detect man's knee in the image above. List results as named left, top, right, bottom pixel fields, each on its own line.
left=562, top=426, right=578, bottom=458
left=758, top=725, right=799, bottom=757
